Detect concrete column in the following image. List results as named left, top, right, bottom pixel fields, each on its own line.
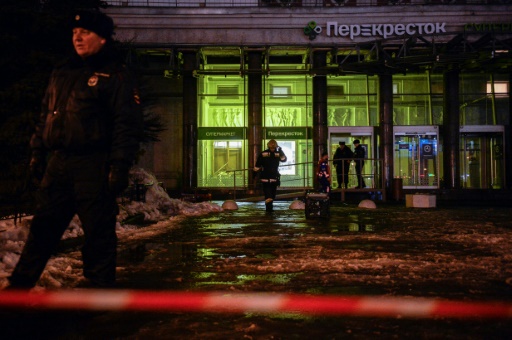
left=182, top=51, right=198, bottom=190
left=247, top=52, right=263, bottom=192
left=312, top=51, right=328, bottom=170
left=443, top=68, right=460, bottom=189
left=379, top=73, right=394, bottom=193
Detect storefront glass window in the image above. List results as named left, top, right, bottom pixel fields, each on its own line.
left=263, top=74, right=313, bottom=188
left=459, top=73, right=503, bottom=125
left=460, top=73, right=488, bottom=125
left=490, top=74, right=510, bottom=125
left=197, top=72, right=247, bottom=188
left=430, top=74, right=443, bottom=125
left=393, top=73, right=432, bottom=126
left=327, top=75, right=378, bottom=127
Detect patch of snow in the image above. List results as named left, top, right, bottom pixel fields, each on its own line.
left=0, top=168, right=223, bottom=289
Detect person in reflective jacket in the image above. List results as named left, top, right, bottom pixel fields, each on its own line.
left=7, top=10, right=143, bottom=289
left=317, top=152, right=331, bottom=193
left=254, top=139, right=287, bottom=212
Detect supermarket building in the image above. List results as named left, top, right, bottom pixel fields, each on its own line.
left=104, top=1, right=512, bottom=199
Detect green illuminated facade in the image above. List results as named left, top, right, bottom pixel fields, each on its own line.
left=195, top=66, right=509, bottom=190
left=106, top=4, right=512, bottom=195
left=197, top=64, right=315, bottom=189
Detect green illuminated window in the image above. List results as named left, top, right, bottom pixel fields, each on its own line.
left=393, top=73, right=432, bottom=125
left=460, top=73, right=510, bottom=125
left=430, top=74, right=443, bottom=125
left=263, top=74, right=313, bottom=188
left=327, top=75, right=378, bottom=127
left=198, top=73, right=247, bottom=188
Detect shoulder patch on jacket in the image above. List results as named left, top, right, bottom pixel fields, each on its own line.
left=88, top=72, right=111, bottom=87
left=88, top=75, right=98, bottom=87
left=133, top=89, right=141, bottom=105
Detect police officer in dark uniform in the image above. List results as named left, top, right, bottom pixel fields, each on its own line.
left=7, top=10, right=143, bottom=289
left=333, top=141, right=353, bottom=189
left=254, top=139, right=287, bottom=212
left=353, top=139, right=366, bottom=188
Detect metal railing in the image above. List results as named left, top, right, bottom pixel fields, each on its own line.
left=225, top=157, right=386, bottom=201
left=105, top=0, right=508, bottom=8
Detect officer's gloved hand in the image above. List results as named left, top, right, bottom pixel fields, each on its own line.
left=108, top=162, right=130, bottom=196
left=29, top=150, right=46, bottom=186
left=252, top=170, right=259, bottom=179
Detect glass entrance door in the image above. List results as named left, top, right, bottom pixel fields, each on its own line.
left=460, top=130, right=504, bottom=189
left=394, top=127, right=439, bottom=189
left=329, top=127, right=374, bottom=189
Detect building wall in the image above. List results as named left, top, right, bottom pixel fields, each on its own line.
left=137, top=72, right=183, bottom=191
left=104, top=4, right=512, bottom=192
left=106, top=6, right=512, bottom=46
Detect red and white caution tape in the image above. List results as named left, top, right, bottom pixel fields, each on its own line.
left=0, top=290, right=511, bottom=319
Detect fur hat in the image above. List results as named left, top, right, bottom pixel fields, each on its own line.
left=353, top=139, right=360, bottom=144
left=72, top=10, right=114, bottom=39
left=339, top=141, right=345, bottom=145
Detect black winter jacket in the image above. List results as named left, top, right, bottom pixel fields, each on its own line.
left=31, top=46, right=143, bottom=165
left=353, top=144, right=366, bottom=166
left=254, top=147, right=287, bottom=181
left=333, top=146, right=354, bottom=168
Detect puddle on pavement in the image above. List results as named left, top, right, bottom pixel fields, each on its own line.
left=330, top=223, right=376, bottom=232
left=117, top=201, right=403, bottom=292
left=119, top=202, right=392, bottom=266
left=193, top=273, right=299, bottom=287
left=306, top=285, right=388, bottom=295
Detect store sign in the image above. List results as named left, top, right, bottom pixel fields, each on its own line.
left=422, top=144, right=434, bottom=158
left=266, top=127, right=310, bottom=140
left=304, top=20, right=446, bottom=40
left=464, top=23, right=512, bottom=33
left=304, top=20, right=512, bottom=41
left=198, top=127, right=245, bottom=140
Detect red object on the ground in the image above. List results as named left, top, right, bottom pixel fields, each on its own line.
left=0, top=290, right=511, bottom=319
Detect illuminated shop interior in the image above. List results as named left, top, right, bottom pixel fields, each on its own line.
left=134, top=38, right=510, bottom=191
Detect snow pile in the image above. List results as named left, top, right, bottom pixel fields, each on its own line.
left=118, top=168, right=222, bottom=224
left=0, top=168, right=222, bottom=287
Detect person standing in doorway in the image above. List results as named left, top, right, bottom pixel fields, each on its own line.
left=7, top=10, right=143, bottom=289
left=317, top=152, right=331, bottom=193
left=353, top=139, right=366, bottom=188
left=254, top=139, right=287, bottom=212
left=333, top=141, right=353, bottom=189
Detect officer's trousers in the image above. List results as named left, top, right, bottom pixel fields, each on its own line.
left=261, top=181, right=278, bottom=211
left=9, top=151, right=118, bottom=288
left=336, top=163, right=350, bottom=188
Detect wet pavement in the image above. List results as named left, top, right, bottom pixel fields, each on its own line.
left=3, top=200, right=512, bottom=339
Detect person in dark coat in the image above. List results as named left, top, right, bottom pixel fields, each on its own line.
left=317, top=152, right=331, bottom=193
left=254, top=139, right=287, bottom=212
left=353, top=139, right=366, bottom=188
left=333, top=141, right=353, bottom=189
left=7, top=10, right=143, bottom=289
